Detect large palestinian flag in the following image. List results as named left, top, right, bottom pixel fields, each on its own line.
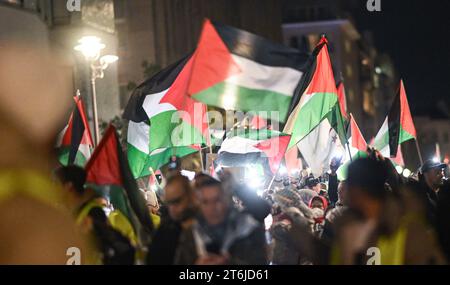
left=373, top=80, right=417, bottom=157
left=85, top=125, right=154, bottom=244
left=57, top=95, right=93, bottom=166
left=217, top=129, right=290, bottom=175
left=283, top=36, right=343, bottom=149
left=188, top=19, right=309, bottom=122
left=123, top=55, right=209, bottom=178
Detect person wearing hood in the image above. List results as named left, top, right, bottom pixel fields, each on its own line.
left=308, top=196, right=329, bottom=236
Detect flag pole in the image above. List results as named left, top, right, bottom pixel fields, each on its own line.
left=415, top=139, right=424, bottom=165
left=342, top=114, right=352, bottom=163
left=199, top=148, right=205, bottom=172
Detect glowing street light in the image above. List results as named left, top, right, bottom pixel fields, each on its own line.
left=74, top=36, right=118, bottom=146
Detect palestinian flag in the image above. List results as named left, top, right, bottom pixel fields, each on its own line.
left=345, top=114, right=368, bottom=160
left=284, top=36, right=342, bottom=149
left=123, top=55, right=209, bottom=178
left=217, top=129, right=290, bottom=175
left=285, top=146, right=302, bottom=175
left=85, top=125, right=154, bottom=243
left=297, top=118, right=341, bottom=177
left=337, top=82, right=349, bottom=120
left=57, top=95, right=93, bottom=166
left=188, top=19, right=309, bottom=122
left=336, top=115, right=369, bottom=181
left=373, top=80, right=417, bottom=157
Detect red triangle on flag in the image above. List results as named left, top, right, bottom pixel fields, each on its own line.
left=85, top=125, right=122, bottom=186
left=254, top=135, right=291, bottom=174
left=337, top=82, right=348, bottom=119
left=392, top=145, right=405, bottom=167
left=350, top=114, right=367, bottom=152
left=250, top=115, right=267, bottom=129
left=61, top=96, right=94, bottom=147
left=399, top=80, right=417, bottom=138
left=285, top=146, right=302, bottom=174
left=305, top=36, right=338, bottom=95
left=187, top=19, right=241, bottom=95
left=159, top=56, right=209, bottom=137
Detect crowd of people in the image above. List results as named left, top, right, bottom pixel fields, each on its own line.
left=52, top=146, right=450, bottom=265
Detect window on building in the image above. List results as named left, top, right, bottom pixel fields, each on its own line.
left=345, top=40, right=352, bottom=54
left=346, top=64, right=353, bottom=77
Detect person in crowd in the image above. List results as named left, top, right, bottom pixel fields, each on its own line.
left=55, top=166, right=105, bottom=231
left=436, top=180, right=450, bottom=262
left=56, top=166, right=124, bottom=264
left=309, top=196, right=329, bottom=236
left=417, top=159, right=448, bottom=224
left=304, top=176, right=322, bottom=194
left=88, top=207, right=136, bottom=265
left=270, top=207, right=311, bottom=265
left=175, top=175, right=268, bottom=265
left=328, top=157, right=342, bottom=206
left=282, top=155, right=446, bottom=265
left=216, top=170, right=271, bottom=223
left=322, top=180, right=348, bottom=241
left=146, top=174, right=197, bottom=265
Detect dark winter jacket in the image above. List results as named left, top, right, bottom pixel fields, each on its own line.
left=174, top=209, right=267, bottom=265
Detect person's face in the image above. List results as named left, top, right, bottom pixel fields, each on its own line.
left=164, top=181, right=191, bottom=222
left=197, top=185, right=229, bottom=226
left=311, top=199, right=324, bottom=210
left=424, top=168, right=445, bottom=190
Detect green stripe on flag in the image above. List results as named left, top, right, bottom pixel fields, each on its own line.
left=127, top=143, right=199, bottom=178
left=287, top=92, right=338, bottom=149
left=192, top=81, right=292, bottom=122
left=58, top=147, right=88, bottom=167
left=149, top=110, right=206, bottom=152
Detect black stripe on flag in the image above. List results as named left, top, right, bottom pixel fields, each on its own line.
left=68, top=106, right=85, bottom=164
left=123, top=54, right=192, bottom=123
left=212, top=21, right=309, bottom=71
left=388, top=87, right=401, bottom=157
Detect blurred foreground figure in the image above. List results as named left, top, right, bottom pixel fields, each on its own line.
left=0, top=45, right=87, bottom=264
left=282, top=156, right=446, bottom=265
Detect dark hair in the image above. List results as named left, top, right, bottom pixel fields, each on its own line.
left=165, top=174, right=192, bottom=195
left=55, top=165, right=86, bottom=195
left=347, top=158, right=388, bottom=199
left=194, top=174, right=221, bottom=190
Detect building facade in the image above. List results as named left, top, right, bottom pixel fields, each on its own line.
left=114, top=0, right=284, bottom=110
left=281, top=0, right=398, bottom=140
left=0, top=0, right=121, bottom=133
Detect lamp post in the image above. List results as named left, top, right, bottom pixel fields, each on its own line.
left=74, top=36, right=118, bottom=146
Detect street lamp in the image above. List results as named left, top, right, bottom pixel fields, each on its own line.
left=74, top=36, right=118, bottom=146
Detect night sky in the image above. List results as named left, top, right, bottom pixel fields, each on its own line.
left=349, top=0, right=450, bottom=117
